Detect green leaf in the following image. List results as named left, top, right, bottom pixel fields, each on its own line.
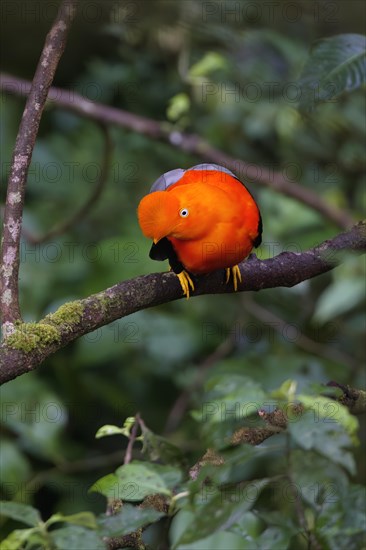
left=96, top=417, right=138, bottom=439
left=175, top=479, right=269, bottom=546
left=188, top=52, right=227, bottom=77
left=50, top=525, right=105, bottom=550
left=167, top=93, right=190, bottom=121
left=0, top=501, right=41, bottom=527
left=98, top=504, right=164, bottom=537
left=89, top=473, right=130, bottom=500
left=255, top=510, right=298, bottom=537
left=290, top=450, right=348, bottom=509
left=140, top=425, right=184, bottom=464
left=0, top=528, right=39, bottom=550
left=313, top=277, right=365, bottom=323
left=91, top=462, right=182, bottom=502
left=257, top=526, right=294, bottom=549
left=228, top=511, right=263, bottom=539
left=115, top=461, right=182, bottom=500
left=288, top=410, right=356, bottom=474
left=297, top=394, right=359, bottom=441
left=47, top=511, right=97, bottom=529
left=315, top=484, right=366, bottom=548
left=298, top=34, right=366, bottom=110
left=95, top=424, right=125, bottom=438
left=179, top=530, right=250, bottom=549
left=270, top=379, right=297, bottom=401
left=196, top=375, right=267, bottom=424
left=188, top=445, right=261, bottom=498
left=171, top=510, right=254, bottom=550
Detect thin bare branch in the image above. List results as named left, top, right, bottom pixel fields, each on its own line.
left=124, top=413, right=141, bottom=466
left=0, top=1, right=77, bottom=332
left=0, top=72, right=355, bottom=230
left=0, top=222, right=365, bottom=384
left=286, top=434, right=322, bottom=550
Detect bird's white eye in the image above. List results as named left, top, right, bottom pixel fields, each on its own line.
left=179, top=208, right=189, bottom=218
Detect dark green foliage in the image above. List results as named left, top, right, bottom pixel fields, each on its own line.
left=1, top=1, right=365, bottom=548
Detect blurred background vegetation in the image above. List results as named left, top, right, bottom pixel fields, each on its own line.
left=0, top=0, right=365, bottom=548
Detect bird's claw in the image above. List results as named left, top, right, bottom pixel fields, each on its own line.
left=177, top=270, right=195, bottom=299
left=225, top=265, right=242, bottom=291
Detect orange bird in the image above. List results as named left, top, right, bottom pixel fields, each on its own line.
left=137, top=164, right=262, bottom=298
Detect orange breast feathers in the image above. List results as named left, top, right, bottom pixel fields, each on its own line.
left=137, top=166, right=262, bottom=275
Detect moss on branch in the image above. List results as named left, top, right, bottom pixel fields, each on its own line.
left=1, top=222, right=365, bottom=384
left=6, top=322, right=61, bottom=353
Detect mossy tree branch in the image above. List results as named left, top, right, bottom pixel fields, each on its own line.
left=0, top=0, right=77, bottom=330
left=0, top=221, right=365, bottom=385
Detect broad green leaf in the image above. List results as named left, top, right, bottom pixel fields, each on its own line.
left=196, top=445, right=267, bottom=487
left=50, top=525, right=105, bottom=550
left=177, top=530, right=250, bottom=549
left=140, top=425, right=184, bottom=464
left=229, top=511, right=263, bottom=538
left=196, top=375, right=267, bottom=424
left=171, top=510, right=253, bottom=550
left=0, top=501, right=41, bottom=527
left=288, top=410, right=356, bottom=474
left=298, top=34, right=366, bottom=110
left=257, top=526, right=294, bottom=549
left=313, top=278, right=365, bottom=323
left=47, top=511, right=97, bottom=529
left=98, top=504, right=164, bottom=537
left=91, top=462, right=182, bottom=501
left=0, top=528, right=39, bottom=550
left=315, top=484, right=366, bottom=548
left=89, top=473, right=134, bottom=500
left=255, top=510, right=298, bottom=534
left=290, top=450, right=348, bottom=509
left=175, top=479, right=269, bottom=546
left=297, top=394, right=358, bottom=440
left=115, top=461, right=182, bottom=500
left=188, top=447, right=259, bottom=499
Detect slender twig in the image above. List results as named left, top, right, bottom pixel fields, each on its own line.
left=286, top=434, right=322, bottom=550
left=0, top=73, right=355, bottom=230
left=0, top=221, right=365, bottom=384
left=124, top=413, right=141, bottom=465
left=26, top=125, right=113, bottom=244
left=0, top=2, right=77, bottom=332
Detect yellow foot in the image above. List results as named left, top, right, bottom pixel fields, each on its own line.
left=177, top=270, right=195, bottom=299
left=225, top=265, right=242, bottom=291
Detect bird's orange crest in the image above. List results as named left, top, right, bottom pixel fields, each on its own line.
left=137, top=191, right=180, bottom=242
